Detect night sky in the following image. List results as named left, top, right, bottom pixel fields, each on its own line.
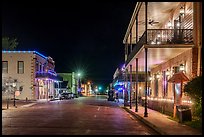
left=2, top=0, right=136, bottom=87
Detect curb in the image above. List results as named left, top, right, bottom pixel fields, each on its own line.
left=122, top=107, right=167, bottom=135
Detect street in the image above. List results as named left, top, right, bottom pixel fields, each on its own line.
left=2, top=95, right=158, bottom=135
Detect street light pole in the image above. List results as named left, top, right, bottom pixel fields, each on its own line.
left=13, top=80, right=17, bottom=107
left=77, top=73, right=81, bottom=96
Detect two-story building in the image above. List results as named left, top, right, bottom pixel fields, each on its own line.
left=2, top=51, right=62, bottom=100
left=122, top=2, right=202, bottom=116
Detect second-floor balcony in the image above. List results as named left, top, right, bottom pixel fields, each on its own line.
left=126, top=29, right=193, bottom=66
left=147, top=29, right=193, bottom=45
left=36, top=72, right=63, bottom=81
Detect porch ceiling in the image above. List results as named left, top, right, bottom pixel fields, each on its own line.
left=126, top=2, right=181, bottom=44
left=126, top=45, right=193, bottom=71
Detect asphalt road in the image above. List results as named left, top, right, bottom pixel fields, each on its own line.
left=2, top=95, right=158, bottom=135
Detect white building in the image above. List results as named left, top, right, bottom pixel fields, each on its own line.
left=2, top=51, right=62, bottom=101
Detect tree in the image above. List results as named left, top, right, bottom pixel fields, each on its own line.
left=184, top=76, right=202, bottom=118
left=2, top=37, right=18, bottom=50
left=2, top=77, right=24, bottom=108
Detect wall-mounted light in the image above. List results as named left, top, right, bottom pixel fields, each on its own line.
left=166, top=69, right=170, bottom=76
left=151, top=41, right=155, bottom=44
left=180, top=64, right=185, bottom=71
left=157, top=41, right=161, bottom=44
left=176, top=22, right=180, bottom=27
left=180, top=6, right=185, bottom=16
left=167, top=21, right=172, bottom=29
left=149, top=76, right=152, bottom=81
left=156, top=73, right=160, bottom=79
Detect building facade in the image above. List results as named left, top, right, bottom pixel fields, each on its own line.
left=57, top=72, right=78, bottom=94
left=122, top=2, right=202, bottom=116
left=2, top=51, right=62, bottom=100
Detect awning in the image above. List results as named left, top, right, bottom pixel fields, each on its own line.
left=168, top=71, right=189, bottom=83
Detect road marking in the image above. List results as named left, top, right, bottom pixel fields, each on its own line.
left=85, top=129, right=91, bottom=134
left=97, top=107, right=100, bottom=111
left=21, top=103, right=37, bottom=108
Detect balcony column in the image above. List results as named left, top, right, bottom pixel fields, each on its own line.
left=193, top=2, right=202, bottom=76
left=130, top=28, right=132, bottom=53
left=135, top=58, right=138, bottom=112
left=125, top=41, right=128, bottom=61
left=124, top=68, right=129, bottom=107
left=145, top=2, right=148, bottom=43
left=144, top=48, right=148, bottom=117
left=130, top=65, right=132, bottom=109
left=136, top=14, right=138, bottom=43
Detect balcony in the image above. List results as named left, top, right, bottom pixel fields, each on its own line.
left=147, top=29, right=193, bottom=45
left=126, top=29, right=193, bottom=65
left=35, top=72, right=63, bottom=81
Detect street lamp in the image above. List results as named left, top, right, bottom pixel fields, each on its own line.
left=77, top=73, right=81, bottom=96
left=13, top=80, right=17, bottom=107
left=5, top=78, right=17, bottom=109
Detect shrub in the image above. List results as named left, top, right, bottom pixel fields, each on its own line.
left=184, top=76, right=202, bottom=118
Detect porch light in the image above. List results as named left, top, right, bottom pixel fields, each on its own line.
left=179, top=64, right=185, bottom=71
left=151, top=41, right=155, bottom=44
left=180, top=6, right=185, bottom=16
left=167, top=21, right=172, bottom=28
left=166, top=69, right=170, bottom=76
left=157, top=41, right=161, bottom=44
left=176, top=22, right=180, bottom=27
left=156, top=73, right=160, bottom=79
left=149, top=76, right=152, bottom=81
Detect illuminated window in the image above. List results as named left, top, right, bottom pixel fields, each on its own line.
left=2, top=61, right=8, bottom=73
left=163, top=71, right=169, bottom=97
left=18, top=61, right=24, bottom=74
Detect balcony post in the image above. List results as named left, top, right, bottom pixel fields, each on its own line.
left=144, top=48, right=148, bottom=117
left=130, top=28, right=132, bottom=52
left=136, top=14, right=138, bottom=43
left=145, top=2, right=148, bottom=44
left=125, top=40, right=128, bottom=61
left=124, top=68, right=129, bottom=107
left=135, top=58, right=138, bottom=112
left=130, top=65, right=132, bottom=109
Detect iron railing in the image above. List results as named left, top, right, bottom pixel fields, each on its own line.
left=126, top=29, right=193, bottom=65
left=147, top=29, right=193, bottom=45
left=36, top=72, right=63, bottom=81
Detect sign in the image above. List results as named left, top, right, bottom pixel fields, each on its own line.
left=15, top=91, right=20, bottom=96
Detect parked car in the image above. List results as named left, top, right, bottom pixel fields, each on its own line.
left=107, top=90, right=115, bottom=101
left=59, top=92, right=71, bottom=100
left=73, top=93, right=78, bottom=98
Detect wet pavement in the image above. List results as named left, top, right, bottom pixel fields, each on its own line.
left=2, top=96, right=158, bottom=135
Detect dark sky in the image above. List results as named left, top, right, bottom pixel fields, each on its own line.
left=2, top=0, right=136, bottom=87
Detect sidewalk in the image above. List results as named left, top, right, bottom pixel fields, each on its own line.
left=117, top=99, right=202, bottom=135
left=2, top=100, right=37, bottom=110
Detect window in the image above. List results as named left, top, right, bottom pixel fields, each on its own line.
left=163, top=71, right=168, bottom=97
left=18, top=61, right=24, bottom=74
left=2, top=61, right=8, bottom=73
left=154, top=74, right=159, bottom=97
left=36, top=61, right=39, bottom=72
left=39, top=63, right=42, bottom=72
